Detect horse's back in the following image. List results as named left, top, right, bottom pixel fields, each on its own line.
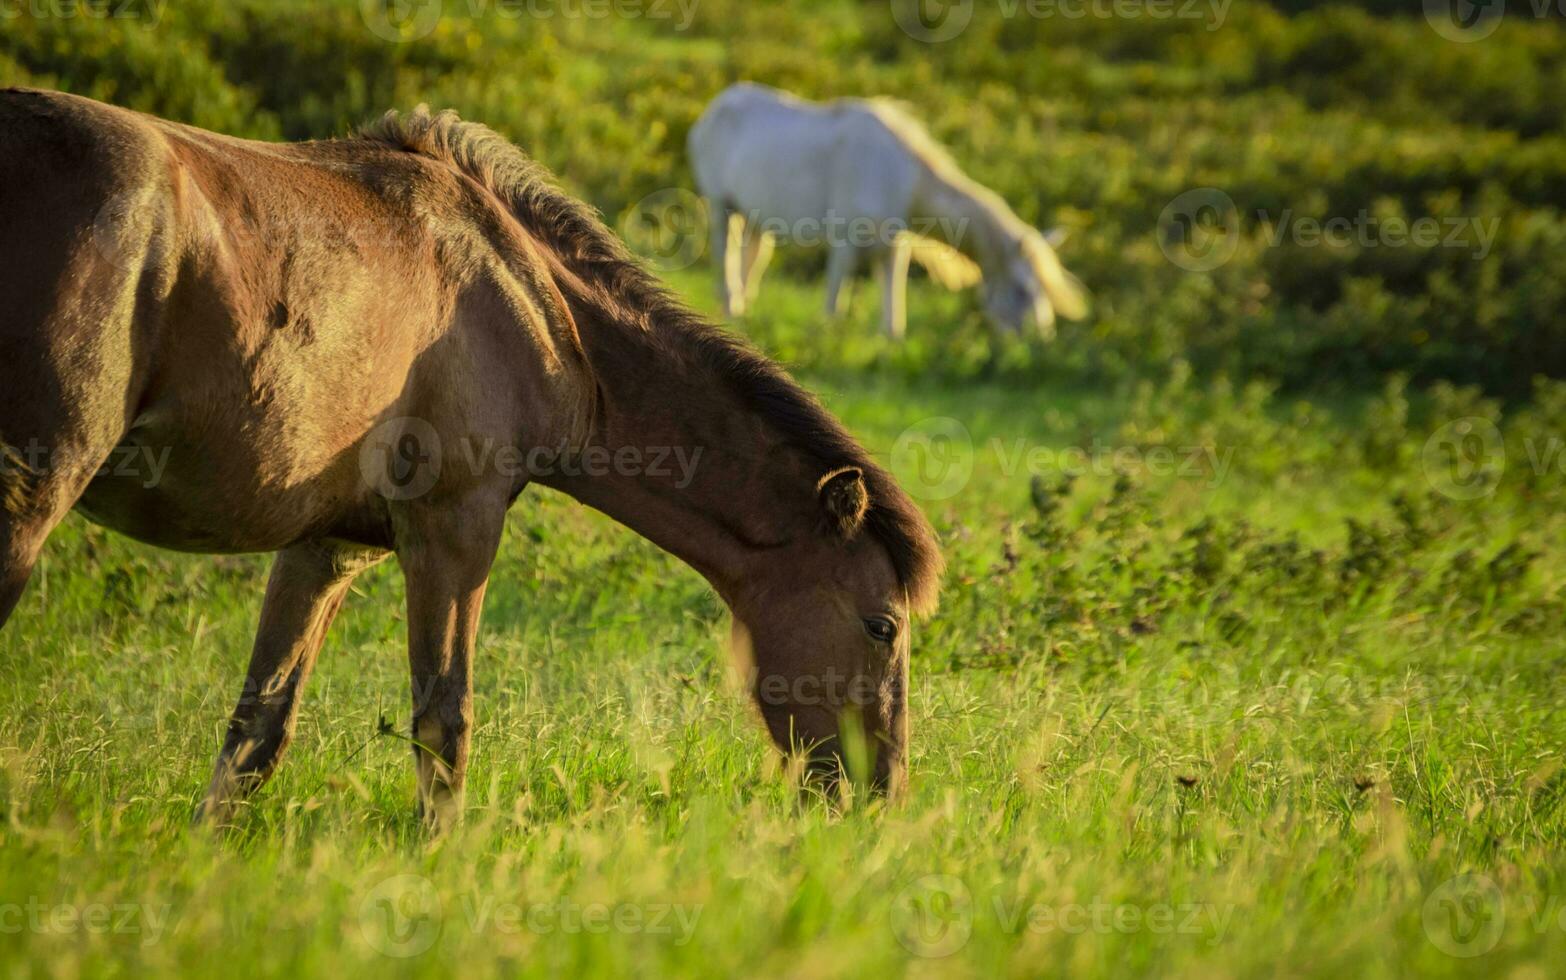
left=0, top=90, right=431, bottom=553
left=690, top=83, right=922, bottom=230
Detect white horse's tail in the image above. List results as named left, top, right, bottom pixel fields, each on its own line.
left=902, top=233, right=983, bottom=291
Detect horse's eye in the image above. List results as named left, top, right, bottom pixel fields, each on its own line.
left=863, top=616, right=897, bottom=644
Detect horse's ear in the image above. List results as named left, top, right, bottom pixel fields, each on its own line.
left=818, top=466, right=869, bottom=538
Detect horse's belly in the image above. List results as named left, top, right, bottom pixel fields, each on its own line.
left=74, top=426, right=369, bottom=554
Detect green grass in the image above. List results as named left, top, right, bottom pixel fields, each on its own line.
left=3, top=273, right=1564, bottom=978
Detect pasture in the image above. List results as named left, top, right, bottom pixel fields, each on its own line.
left=2, top=2, right=1565, bottom=977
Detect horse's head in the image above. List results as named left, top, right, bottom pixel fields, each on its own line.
left=728, top=465, right=935, bottom=799
left=982, top=227, right=1089, bottom=338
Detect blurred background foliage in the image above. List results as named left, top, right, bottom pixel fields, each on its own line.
left=2, top=0, right=1563, bottom=396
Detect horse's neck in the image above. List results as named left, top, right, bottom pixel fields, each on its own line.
left=532, top=290, right=811, bottom=601
left=913, top=171, right=1018, bottom=270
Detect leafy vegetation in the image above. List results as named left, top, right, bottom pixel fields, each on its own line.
left=4, top=0, right=1566, bottom=392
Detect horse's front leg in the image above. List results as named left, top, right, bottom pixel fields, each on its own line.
left=196, top=542, right=386, bottom=825
left=738, top=225, right=774, bottom=312
left=875, top=241, right=912, bottom=340
left=396, top=493, right=506, bottom=833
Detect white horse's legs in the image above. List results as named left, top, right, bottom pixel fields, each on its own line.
left=738, top=227, right=774, bottom=313
left=824, top=244, right=860, bottom=318
left=707, top=201, right=747, bottom=318
left=875, top=241, right=913, bottom=340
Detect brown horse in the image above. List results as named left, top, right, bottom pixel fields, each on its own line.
left=0, top=88, right=942, bottom=828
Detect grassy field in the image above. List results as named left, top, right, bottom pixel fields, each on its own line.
left=3, top=1, right=1566, bottom=977
left=3, top=270, right=1564, bottom=977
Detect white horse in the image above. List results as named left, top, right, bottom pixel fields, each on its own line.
left=688, top=82, right=1088, bottom=339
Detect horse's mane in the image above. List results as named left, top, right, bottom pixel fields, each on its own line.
left=848, top=98, right=1086, bottom=320
left=853, top=98, right=965, bottom=177
left=355, top=106, right=943, bottom=613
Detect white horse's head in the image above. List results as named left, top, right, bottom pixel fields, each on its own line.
left=981, top=227, right=1089, bottom=339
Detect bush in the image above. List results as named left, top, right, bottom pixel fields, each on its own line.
left=2, top=0, right=1563, bottom=397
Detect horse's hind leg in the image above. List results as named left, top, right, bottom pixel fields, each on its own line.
left=0, top=506, right=46, bottom=629
left=0, top=450, right=41, bottom=627
left=196, top=542, right=386, bottom=825
left=0, top=444, right=107, bottom=630
left=824, top=244, right=861, bottom=318
left=0, top=266, right=139, bottom=629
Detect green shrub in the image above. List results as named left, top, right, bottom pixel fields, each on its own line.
left=2, top=0, right=1563, bottom=396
